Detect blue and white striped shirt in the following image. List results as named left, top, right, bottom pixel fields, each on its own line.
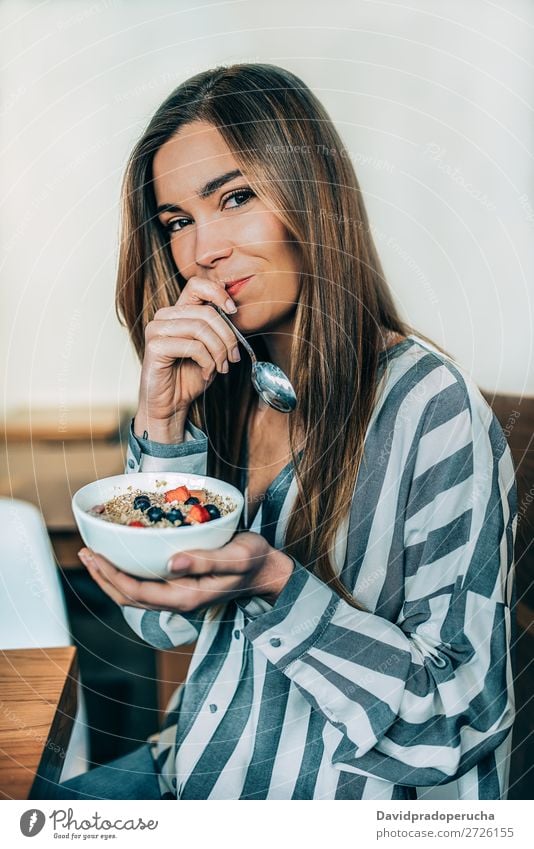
left=122, top=334, right=517, bottom=800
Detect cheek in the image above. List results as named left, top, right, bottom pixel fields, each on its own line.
left=241, top=206, right=297, bottom=255
left=266, top=219, right=300, bottom=270
left=239, top=212, right=279, bottom=250
left=169, top=237, right=189, bottom=273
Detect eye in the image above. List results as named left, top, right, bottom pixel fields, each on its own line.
left=222, top=188, right=255, bottom=209
left=162, top=216, right=191, bottom=234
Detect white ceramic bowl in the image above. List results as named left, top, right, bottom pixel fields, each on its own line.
left=72, top=472, right=244, bottom=579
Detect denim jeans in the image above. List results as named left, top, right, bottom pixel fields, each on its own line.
left=33, top=743, right=165, bottom=800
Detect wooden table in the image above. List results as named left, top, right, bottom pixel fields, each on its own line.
left=0, top=647, right=78, bottom=800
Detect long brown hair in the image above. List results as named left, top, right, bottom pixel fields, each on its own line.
left=116, top=63, right=451, bottom=608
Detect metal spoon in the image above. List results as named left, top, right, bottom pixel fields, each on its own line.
left=210, top=303, right=297, bottom=413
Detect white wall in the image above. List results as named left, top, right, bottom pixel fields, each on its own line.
left=1, top=0, right=533, bottom=415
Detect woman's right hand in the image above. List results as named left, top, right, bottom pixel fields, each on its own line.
left=134, top=276, right=241, bottom=439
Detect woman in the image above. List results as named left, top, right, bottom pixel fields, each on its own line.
left=48, top=63, right=517, bottom=800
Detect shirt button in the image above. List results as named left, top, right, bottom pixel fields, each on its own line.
left=269, top=637, right=282, bottom=648
left=128, top=458, right=135, bottom=469
left=209, top=703, right=218, bottom=713
left=233, top=629, right=241, bottom=639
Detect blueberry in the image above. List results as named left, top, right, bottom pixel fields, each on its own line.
left=166, top=508, right=184, bottom=524
left=146, top=506, right=164, bottom=523
left=133, top=495, right=151, bottom=512
left=184, top=496, right=200, bottom=505
left=204, top=504, right=221, bottom=520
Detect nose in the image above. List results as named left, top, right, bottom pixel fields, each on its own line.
left=194, top=218, right=233, bottom=269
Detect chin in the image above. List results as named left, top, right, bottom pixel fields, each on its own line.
left=231, top=304, right=266, bottom=333
left=241, top=306, right=293, bottom=336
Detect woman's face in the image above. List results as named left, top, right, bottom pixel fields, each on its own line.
left=152, top=120, right=302, bottom=336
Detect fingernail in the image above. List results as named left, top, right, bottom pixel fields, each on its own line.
left=225, top=298, right=237, bottom=313
left=221, top=359, right=229, bottom=373
left=167, top=555, right=192, bottom=573
left=78, top=549, right=97, bottom=570
left=230, top=346, right=240, bottom=362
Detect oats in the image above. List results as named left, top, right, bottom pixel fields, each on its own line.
left=88, top=486, right=235, bottom=527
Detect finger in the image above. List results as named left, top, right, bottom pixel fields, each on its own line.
left=83, top=560, right=133, bottom=607
left=167, top=537, right=256, bottom=577
left=79, top=550, right=163, bottom=608
left=145, top=334, right=217, bottom=379
left=88, top=571, right=240, bottom=614
left=174, top=567, right=275, bottom=601
left=151, top=306, right=240, bottom=363
left=123, top=572, right=227, bottom=610
left=78, top=549, right=248, bottom=612
left=85, top=561, right=244, bottom=613
left=79, top=551, right=213, bottom=611
left=78, top=548, right=120, bottom=577
left=167, top=574, right=243, bottom=611
left=175, top=275, right=237, bottom=314
left=147, top=316, right=237, bottom=373
left=80, top=549, right=135, bottom=588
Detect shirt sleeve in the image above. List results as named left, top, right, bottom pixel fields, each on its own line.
left=124, top=416, right=208, bottom=474
left=242, top=383, right=517, bottom=790
left=120, top=416, right=209, bottom=647
left=122, top=605, right=205, bottom=648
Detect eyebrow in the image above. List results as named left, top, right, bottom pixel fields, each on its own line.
left=156, top=169, right=243, bottom=215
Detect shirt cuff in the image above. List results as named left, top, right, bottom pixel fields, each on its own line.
left=237, top=553, right=300, bottom=621
left=125, top=417, right=208, bottom=473
left=242, top=558, right=341, bottom=669
left=237, top=596, right=274, bottom=619
left=122, top=605, right=201, bottom=648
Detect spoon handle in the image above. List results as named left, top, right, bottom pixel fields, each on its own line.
left=210, top=304, right=257, bottom=364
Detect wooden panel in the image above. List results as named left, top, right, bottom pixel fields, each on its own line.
left=481, top=392, right=534, bottom=799
left=516, top=602, right=534, bottom=636
left=481, top=392, right=534, bottom=613
left=50, top=531, right=86, bottom=569
left=0, top=647, right=78, bottom=800
left=2, top=406, right=127, bottom=442
left=0, top=441, right=126, bottom=531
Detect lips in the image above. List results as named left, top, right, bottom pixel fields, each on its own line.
left=225, top=276, right=253, bottom=298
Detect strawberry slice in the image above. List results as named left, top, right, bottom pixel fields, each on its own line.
left=186, top=504, right=211, bottom=524
left=189, top=489, right=206, bottom=502
left=164, top=485, right=190, bottom=503
left=128, top=520, right=145, bottom=528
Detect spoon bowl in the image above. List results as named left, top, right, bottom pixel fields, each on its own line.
left=252, top=362, right=297, bottom=412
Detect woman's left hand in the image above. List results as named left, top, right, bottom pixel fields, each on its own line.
left=78, top=531, right=295, bottom=613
